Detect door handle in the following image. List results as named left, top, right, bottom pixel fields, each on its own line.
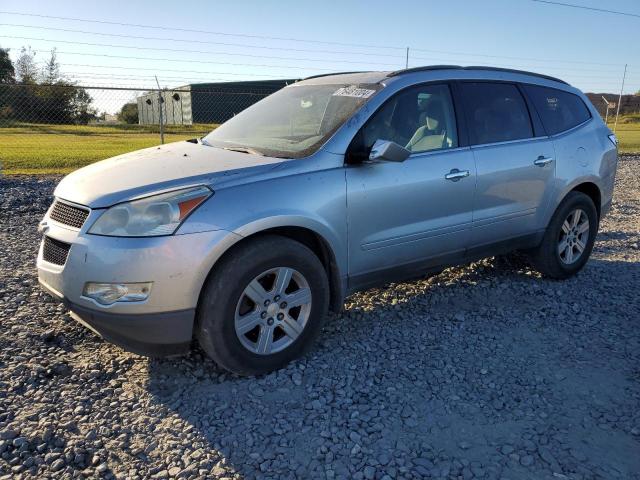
left=534, top=156, right=554, bottom=167
left=445, top=169, right=470, bottom=181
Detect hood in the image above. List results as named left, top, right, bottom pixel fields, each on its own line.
left=54, top=141, right=284, bottom=208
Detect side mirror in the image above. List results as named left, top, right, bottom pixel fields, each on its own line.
left=369, top=139, right=410, bottom=163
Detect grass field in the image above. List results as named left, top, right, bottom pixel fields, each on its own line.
left=607, top=120, right=640, bottom=154
left=0, top=123, right=218, bottom=174
left=1, top=118, right=639, bottom=174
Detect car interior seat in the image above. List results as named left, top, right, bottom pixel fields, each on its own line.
left=406, top=98, right=449, bottom=152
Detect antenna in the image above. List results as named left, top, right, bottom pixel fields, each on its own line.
left=614, top=64, right=627, bottom=133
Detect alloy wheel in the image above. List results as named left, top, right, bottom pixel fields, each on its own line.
left=234, top=267, right=312, bottom=355
left=558, top=208, right=590, bottom=265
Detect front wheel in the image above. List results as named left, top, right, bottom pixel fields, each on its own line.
left=528, top=191, right=598, bottom=279
left=196, top=235, right=329, bottom=376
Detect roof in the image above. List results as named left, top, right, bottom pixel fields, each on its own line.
left=299, top=65, right=569, bottom=86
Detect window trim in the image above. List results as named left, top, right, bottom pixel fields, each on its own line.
left=457, top=79, right=537, bottom=147
left=449, top=81, right=470, bottom=147
left=518, top=83, right=548, bottom=137
left=466, top=134, right=550, bottom=151
left=345, top=81, right=462, bottom=163
left=548, top=116, right=593, bottom=138
left=408, top=144, right=473, bottom=161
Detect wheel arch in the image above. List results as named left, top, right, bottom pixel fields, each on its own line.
left=549, top=178, right=603, bottom=226
left=197, top=222, right=346, bottom=319
left=247, top=226, right=345, bottom=312
left=570, top=181, right=602, bottom=218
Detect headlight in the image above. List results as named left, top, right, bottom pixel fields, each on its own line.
left=89, top=186, right=212, bottom=237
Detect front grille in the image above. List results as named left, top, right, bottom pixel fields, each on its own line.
left=42, top=236, right=71, bottom=266
left=49, top=200, right=90, bottom=229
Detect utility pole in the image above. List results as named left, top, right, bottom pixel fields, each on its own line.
left=405, top=47, right=409, bottom=69
left=155, top=76, right=165, bottom=144
left=614, top=64, right=627, bottom=133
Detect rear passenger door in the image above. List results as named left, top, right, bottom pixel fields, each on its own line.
left=458, top=82, right=556, bottom=247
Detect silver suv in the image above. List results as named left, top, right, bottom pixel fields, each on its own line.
left=38, top=66, right=618, bottom=375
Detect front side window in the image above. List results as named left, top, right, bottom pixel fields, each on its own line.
left=202, top=83, right=382, bottom=158
left=461, top=82, right=533, bottom=145
left=523, top=85, right=591, bottom=135
left=358, top=84, right=458, bottom=155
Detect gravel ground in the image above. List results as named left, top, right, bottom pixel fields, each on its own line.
left=1, top=156, right=639, bottom=480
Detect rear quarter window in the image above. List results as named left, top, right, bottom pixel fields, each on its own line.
left=523, top=85, right=591, bottom=135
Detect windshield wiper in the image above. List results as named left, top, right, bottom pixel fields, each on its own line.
left=222, top=146, right=264, bottom=156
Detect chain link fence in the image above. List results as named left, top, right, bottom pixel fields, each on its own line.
left=0, top=83, right=272, bottom=173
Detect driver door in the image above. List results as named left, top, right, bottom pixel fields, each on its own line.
left=345, top=83, right=476, bottom=288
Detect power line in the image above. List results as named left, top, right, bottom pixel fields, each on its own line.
left=24, top=56, right=636, bottom=89
left=19, top=48, right=340, bottom=72
left=64, top=71, right=256, bottom=82
left=0, top=34, right=403, bottom=67
left=408, top=55, right=629, bottom=74
left=0, top=10, right=406, bottom=50
left=407, top=53, right=633, bottom=75
left=411, top=49, right=624, bottom=67
left=63, top=67, right=635, bottom=82
left=0, top=23, right=406, bottom=59
left=531, top=0, right=640, bottom=18
left=39, top=62, right=295, bottom=78
left=1, top=21, right=629, bottom=69
left=11, top=42, right=628, bottom=79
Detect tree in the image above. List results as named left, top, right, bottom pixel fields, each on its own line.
left=15, top=46, right=38, bottom=84
left=0, top=47, right=15, bottom=84
left=42, top=48, right=60, bottom=84
left=4, top=45, right=97, bottom=124
left=118, top=102, right=139, bottom=124
left=70, top=88, right=96, bottom=124
left=0, top=47, right=15, bottom=120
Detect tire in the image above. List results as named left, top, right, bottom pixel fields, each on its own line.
left=196, top=235, right=329, bottom=376
left=528, top=191, right=598, bottom=279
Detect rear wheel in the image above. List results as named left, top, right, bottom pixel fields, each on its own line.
left=196, top=235, right=329, bottom=376
left=528, top=191, right=598, bottom=279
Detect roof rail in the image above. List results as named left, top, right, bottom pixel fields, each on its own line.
left=388, top=65, right=569, bottom=85
left=387, top=65, right=463, bottom=77
left=463, top=66, right=569, bottom=85
left=302, top=71, right=366, bottom=81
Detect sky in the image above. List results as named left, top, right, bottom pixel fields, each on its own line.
left=0, top=0, right=638, bottom=113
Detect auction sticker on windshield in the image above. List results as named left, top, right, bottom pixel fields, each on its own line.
left=332, top=86, right=376, bottom=98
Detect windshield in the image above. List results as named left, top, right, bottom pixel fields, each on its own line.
left=202, top=83, right=381, bottom=158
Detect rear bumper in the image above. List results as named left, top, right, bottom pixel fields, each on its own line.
left=40, top=279, right=193, bottom=356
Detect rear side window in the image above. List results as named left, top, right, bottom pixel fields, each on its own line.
left=523, top=85, right=591, bottom=135
left=460, top=82, right=533, bottom=145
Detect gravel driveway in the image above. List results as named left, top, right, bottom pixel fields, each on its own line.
left=1, top=155, right=639, bottom=480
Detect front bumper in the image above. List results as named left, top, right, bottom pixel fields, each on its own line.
left=40, top=280, right=193, bottom=356
left=37, top=212, right=241, bottom=356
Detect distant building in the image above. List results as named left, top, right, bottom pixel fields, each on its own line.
left=92, top=113, right=119, bottom=125
left=137, top=79, right=296, bottom=125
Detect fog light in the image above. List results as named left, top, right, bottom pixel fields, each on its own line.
left=82, top=282, right=152, bottom=305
